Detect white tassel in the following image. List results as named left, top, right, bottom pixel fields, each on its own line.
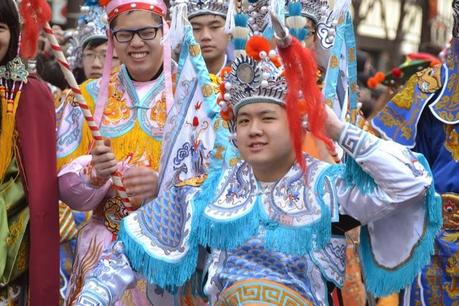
left=286, top=16, right=306, bottom=29
left=224, top=0, right=236, bottom=34
left=166, top=0, right=189, bottom=50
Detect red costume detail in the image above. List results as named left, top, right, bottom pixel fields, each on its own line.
left=15, top=77, right=60, bottom=306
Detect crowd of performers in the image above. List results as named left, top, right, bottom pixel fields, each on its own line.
left=0, top=0, right=457, bottom=305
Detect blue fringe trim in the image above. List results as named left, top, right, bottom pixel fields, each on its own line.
left=359, top=154, right=442, bottom=297
left=234, top=14, right=248, bottom=27
left=262, top=213, right=331, bottom=256
left=118, top=217, right=199, bottom=289
left=196, top=163, right=333, bottom=255
left=343, top=156, right=376, bottom=194
left=196, top=195, right=261, bottom=250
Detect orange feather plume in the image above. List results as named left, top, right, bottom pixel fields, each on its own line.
left=245, top=36, right=271, bottom=61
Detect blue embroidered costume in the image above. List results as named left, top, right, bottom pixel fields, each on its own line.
left=74, top=10, right=442, bottom=306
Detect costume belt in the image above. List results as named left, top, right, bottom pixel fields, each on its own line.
left=215, top=279, right=313, bottom=306
left=441, top=193, right=459, bottom=230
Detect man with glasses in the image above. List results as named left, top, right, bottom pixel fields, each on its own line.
left=56, top=0, right=174, bottom=304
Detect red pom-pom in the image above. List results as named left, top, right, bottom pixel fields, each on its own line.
left=391, top=67, right=402, bottom=78
left=219, top=67, right=232, bottom=79
left=246, top=36, right=271, bottom=61
left=99, top=0, right=111, bottom=6
left=367, top=77, right=378, bottom=89
left=220, top=109, right=233, bottom=121
left=374, top=72, right=385, bottom=82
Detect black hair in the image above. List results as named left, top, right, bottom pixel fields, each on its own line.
left=82, top=37, right=108, bottom=52
left=0, top=0, right=20, bottom=66
left=36, top=54, right=69, bottom=90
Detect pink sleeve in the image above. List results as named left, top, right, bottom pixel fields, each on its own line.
left=58, top=155, right=113, bottom=211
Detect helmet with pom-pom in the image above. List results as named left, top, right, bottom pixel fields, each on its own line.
left=66, top=0, right=108, bottom=69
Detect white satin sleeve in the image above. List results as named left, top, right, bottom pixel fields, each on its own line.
left=335, top=123, right=432, bottom=224
left=326, top=123, right=441, bottom=297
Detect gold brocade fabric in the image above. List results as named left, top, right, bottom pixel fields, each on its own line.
left=56, top=77, right=164, bottom=172
left=441, top=193, right=459, bottom=230
left=0, top=157, right=29, bottom=305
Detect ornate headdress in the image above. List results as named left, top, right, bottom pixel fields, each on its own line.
left=226, top=0, right=279, bottom=56
left=286, top=0, right=329, bottom=25
left=95, top=0, right=172, bottom=126
left=285, top=0, right=334, bottom=50
left=186, top=0, right=228, bottom=19
left=66, top=0, right=108, bottom=69
left=218, top=38, right=286, bottom=120
left=218, top=13, right=334, bottom=170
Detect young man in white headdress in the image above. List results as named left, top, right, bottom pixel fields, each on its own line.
left=74, top=12, right=441, bottom=306
left=187, top=0, right=231, bottom=75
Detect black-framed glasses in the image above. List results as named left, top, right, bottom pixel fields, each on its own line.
left=112, top=26, right=162, bottom=43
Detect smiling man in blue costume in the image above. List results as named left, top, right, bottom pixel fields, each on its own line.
left=371, top=1, right=459, bottom=305
left=73, top=12, right=442, bottom=306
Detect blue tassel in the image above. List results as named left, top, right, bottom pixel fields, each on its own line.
left=343, top=156, right=376, bottom=194
left=416, top=154, right=443, bottom=227
left=118, top=218, right=199, bottom=289
left=84, top=0, right=99, bottom=6
left=263, top=211, right=331, bottom=256
left=288, top=2, right=302, bottom=17
left=359, top=153, right=442, bottom=297
left=234, top=13, right=248, bottom=27
left=289, top=28, right=307, bottom=41
left=196, top=196, right=260, bottom=250
left=233, top=38, right=247, bottom=51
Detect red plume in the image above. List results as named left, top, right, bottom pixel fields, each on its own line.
left=19, top=0, right=51, bottom=58
left=278, top=37, right=334, bottom=171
